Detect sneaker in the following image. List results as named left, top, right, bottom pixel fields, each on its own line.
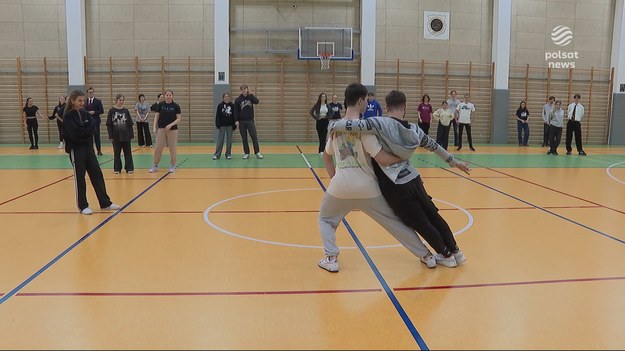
left=212, top=155, right=219, bottom=160
left=470, top=147, right=476, bottom=151
left=566, top=151, right=571, bottom=155
left=169, top=164, right=175, bottom=173
left=103, top=203, right=120, bottom=211
left=242, top=154, right=250, bottom=159
left=554, top=151, right=559, bottom=155
left=579, top=150, right=587, bottom=156
left=149, top=165, right=159, bottom=173
left=57, top=142, right=63, bottom=149
left=29, top=146, right=35, bottom=150
left=149, top=145, right=154, bottom=148
left=141, top=145, right=145, bottom=148
left=80, top=207, right=94, bottom=215
left=546, top=151, right=552, bottom=155
left=34, top=145, right=39, bottom=149
left=318, top=256, right=339, bottom=272
left=127, top=170, right=134, bottom=174
left=435, top=253, right=458, bottom=268
left=453, top=250, right=467, bottom=265
left=97, top=151, right=103, bottom=156
left=456, top=146, right=462, bottom=151
left=226, top=155, right=232, bottom=160
left=256, top=152, right=264, bottom=159
left=114, top=171, right=120, bottom=174
left=420, top=253, right=436, bottom=269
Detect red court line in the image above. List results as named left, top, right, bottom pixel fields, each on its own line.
left=0, top=205, right=603, bottom=216
left=6, top=276, right=625, bottom=297
left=395, top=276, right=625, bottom=292
left=0, top=175, right=73, bottom=206
left=14, top=288, right=382, bottom=297
left=477, top=166, right=625, bottom=216
left=0, top=205, right=603, bottom=215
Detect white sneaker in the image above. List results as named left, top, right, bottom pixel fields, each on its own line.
left=169, top=164, right=175, bottom=173
left=255, top=152, right=264, bottom=159
left=80, top=207, right=93, bottom=215
left=226, top=155, right=232, bottom=159
left=453, top=250, right=467, bottom=265
left=103, top=203, right=120, bottom=211
left=420, top=253, right=436, bottom=269
left=318, top=256, right=339, bottom=272
left=57, top=142, right=64, bottom=149
left=212, top=155, right=218, bottom=160
left=435, top=253, right=458, bottom=268
left=114, top=171, right=120, bottom=174
left=149, top=165, right=159, bottom=173
left=242, top=154, right=250, bottom=159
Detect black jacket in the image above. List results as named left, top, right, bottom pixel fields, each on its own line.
left=62, top=109, right=97, bottom=153
left=216, top=102, right=235, bottom=128
left=234, top=94, right=259, bottom=122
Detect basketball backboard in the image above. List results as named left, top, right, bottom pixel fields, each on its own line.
left=298, top=27, right=354, bottom=60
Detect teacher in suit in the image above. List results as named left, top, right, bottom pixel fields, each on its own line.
left=84, top=87, right=105, bottom=155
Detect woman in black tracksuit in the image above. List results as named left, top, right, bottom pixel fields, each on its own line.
left=63, top=90, right=119, bottom=215
left=49, top=96, right=66, bottom=149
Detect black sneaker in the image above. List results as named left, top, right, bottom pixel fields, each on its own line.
left=566, top=151, right=571, bottom=155
left=579, top=150, right=587, bottom=156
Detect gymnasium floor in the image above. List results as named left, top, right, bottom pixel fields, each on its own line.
left=1, top=142, right=625, bottom=350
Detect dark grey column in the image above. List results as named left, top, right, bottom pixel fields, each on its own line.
left=491, top=89, right=510, bottom=144
left=609, top=94, right=625, bottom=145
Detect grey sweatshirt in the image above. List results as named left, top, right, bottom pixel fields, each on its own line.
left=328, top=116, right=458, bottom=184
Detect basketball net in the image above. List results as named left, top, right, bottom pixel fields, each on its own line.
left=319, top=53, right=333, bottom=70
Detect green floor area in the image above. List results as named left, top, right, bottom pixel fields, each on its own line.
left=1, top=143, right=624, bottom=170
left=1, top=151, right=624, bottom=170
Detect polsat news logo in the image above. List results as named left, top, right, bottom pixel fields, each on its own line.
left=545, top=25, right=578, bottom=68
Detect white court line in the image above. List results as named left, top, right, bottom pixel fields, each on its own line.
left=203, top=188, right=473, bottom=250
left=606, top=161, right=625, bottom=185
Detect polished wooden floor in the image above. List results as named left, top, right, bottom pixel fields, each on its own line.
left=1, top=143, right=625, bottom=350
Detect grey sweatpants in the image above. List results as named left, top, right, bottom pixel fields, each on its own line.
left=318, top=193, right=430, bottom=258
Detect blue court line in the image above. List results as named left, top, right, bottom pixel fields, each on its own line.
left=423, top=157, right=625, bottom=246
left=0, top=170, right=172, bottom=305
left=297, top=146, right=429, bottom=351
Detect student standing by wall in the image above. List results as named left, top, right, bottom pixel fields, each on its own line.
left=234, top=84, right=263, bottom=159
left=134, top=94, right=153, bottom=148
left=541, top=96, right=555, bottom=147
left=106, top=94, right=135, bottom=174
left=417, top=94, right=433, bottom=135
left=22, top=97, right=46, bottom=150
left=150, top=90, right=182, bottom=173
left=213, top=92, right=236, bottom=160
left=515, top=100, right=530, bottom=146
left=456, top=94, right=476, bottom=151
left=309, top=92, right=331, bottom=154
left=49, top=96, right=67, bottom=149
left=565, top=93, right=587, bottom=156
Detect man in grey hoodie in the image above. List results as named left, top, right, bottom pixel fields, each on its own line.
left=329, top=90, right=471, bottom=267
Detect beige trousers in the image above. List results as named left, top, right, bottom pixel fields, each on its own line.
left=153, top=128, right=178, bottom=166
